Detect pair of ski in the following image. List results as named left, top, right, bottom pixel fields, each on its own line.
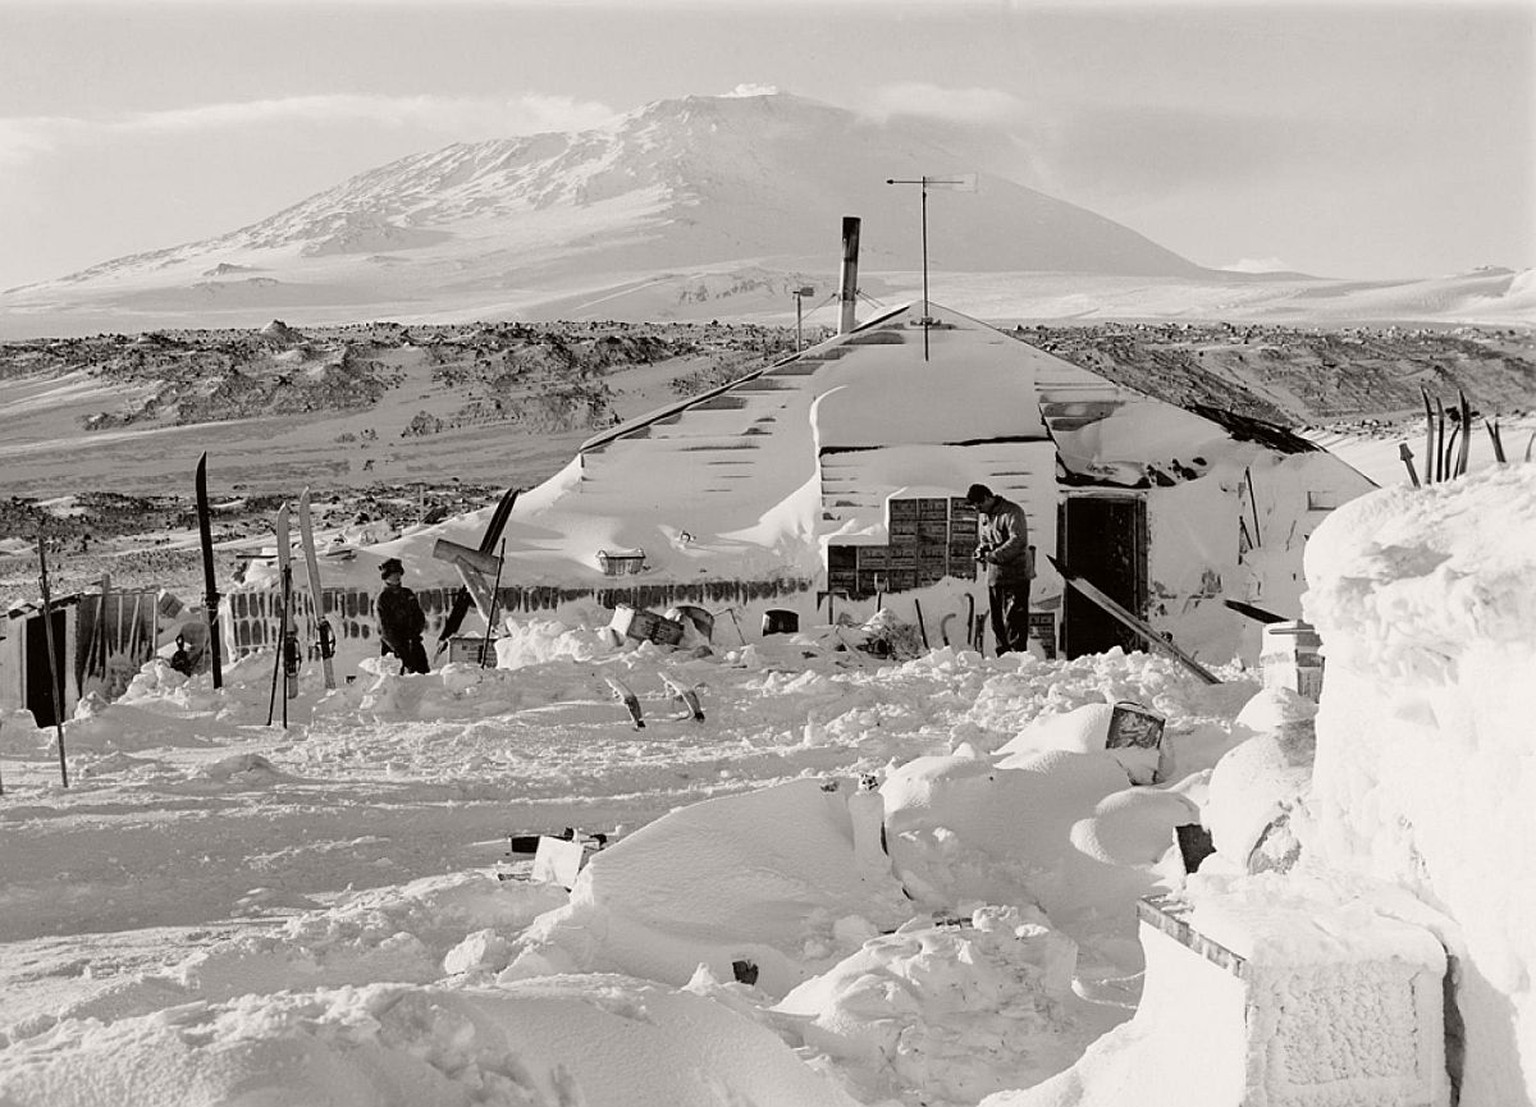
left=603, top=673, right=705, bottom=730
left=1403, top=388, right=1473, bottom=487
left=434, top=487, right=521, bottom=660
left=266, top=490, right=337, bottom=727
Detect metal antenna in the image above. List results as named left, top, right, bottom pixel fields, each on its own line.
left=884, top=174, right=975, bottom=362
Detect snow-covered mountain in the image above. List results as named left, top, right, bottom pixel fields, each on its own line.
left=4, top=90, right=1530, bottom=338
left=143, top=92, right=1199, bottom=275
left=2, top=92, right=1204, bottom=327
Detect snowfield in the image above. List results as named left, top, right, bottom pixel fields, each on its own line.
left=2, top=464, right=1535, bottom=1106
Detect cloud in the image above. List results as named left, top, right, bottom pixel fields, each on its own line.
left=1222, top=256, right=1293, bottom=273
left=0, top=118, right=74, bottom=167
left=0, top=94, right=618, bottom=167
left=860, top=83, right=1030, bottom=126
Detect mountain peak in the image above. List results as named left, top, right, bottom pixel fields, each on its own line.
left=4, top=90, right=1206, bottom=330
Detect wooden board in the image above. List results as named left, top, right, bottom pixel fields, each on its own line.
left=1222, top=598, right=1288, bottom=625
left=1047, top=555, right=1220, bottom=685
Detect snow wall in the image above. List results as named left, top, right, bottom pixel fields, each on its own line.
left=1302, top=463, right=1536, bottom=1106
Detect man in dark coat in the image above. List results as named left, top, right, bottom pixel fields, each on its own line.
left=967, top=483, right=1033, bottom=656
left=375, top=557, right=430, bottom=674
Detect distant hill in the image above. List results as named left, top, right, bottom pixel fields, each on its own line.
left=2, top=316, right=1531, bottom=500
left=3, top=315, right=1532, bottom=603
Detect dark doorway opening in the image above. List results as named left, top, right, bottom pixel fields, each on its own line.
left=25, top=609, right=68, bottom=728
left=1058, top=494, right=1148, bottom=659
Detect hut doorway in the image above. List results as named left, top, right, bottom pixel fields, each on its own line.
left=1059, top=493, right=1148, bottom=659
left=24, top=607, right=68, bottom=728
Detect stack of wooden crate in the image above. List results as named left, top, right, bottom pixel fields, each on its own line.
left=824, top=495, right=982, bottom=598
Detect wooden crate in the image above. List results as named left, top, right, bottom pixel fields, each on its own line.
left=828, top=570, right=858, bottom=594
left=448, top=636, right=497, bottom=665
left=917, top=517, right=948, bottom=542
left=856, top=545, right=890, bottom=570
left=856, top=570, right=889, bottom=597
left=597, top=549, right=647, bottom=576
left=609, top=605, right=685, bottom=646
left=1028, top=611, right=1057, bottom=659
left=826, top=544, right=858, bottom=571
left=885, top=569, right=916, bottom=593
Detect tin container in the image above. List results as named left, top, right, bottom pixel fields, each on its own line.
left=608, top=604, right=685, bottom=646
left=1261, top=620, right=1324, bottom=701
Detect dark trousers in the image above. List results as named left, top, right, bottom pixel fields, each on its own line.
left=988, top=576, right=1031, bottom=656
left=383, top=637, right=431, bottom=674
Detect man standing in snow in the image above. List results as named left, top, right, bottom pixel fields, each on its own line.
left=967, top=483, right=1033, bottom=656
left=375, top=557, right=431, bottom=674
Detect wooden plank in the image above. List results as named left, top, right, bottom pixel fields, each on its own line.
left=1137, top=895, right=1247, bottom=979
left=1222, top=598, right=1288, bottom=625
left=1048, top=555, right=1221, bottom=685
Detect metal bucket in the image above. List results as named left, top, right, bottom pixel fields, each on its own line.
left=1106, top=701, right=1167, bottom=751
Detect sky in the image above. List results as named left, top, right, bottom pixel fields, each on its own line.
left=0, top=0, right=1531, bottom=291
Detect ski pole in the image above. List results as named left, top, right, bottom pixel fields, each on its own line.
left=281, top=566, right=295, bottom=725
left=266, top=616, right=283, bottom=727
left=480, top=540, right=507, bottom=668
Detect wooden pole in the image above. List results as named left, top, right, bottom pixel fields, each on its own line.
left=36, top=536, right=69, bottom=787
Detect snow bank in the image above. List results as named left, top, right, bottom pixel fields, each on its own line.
left=505, top=779, right=913, bottom=996
left=1201, top=687, right=1317, bottom=868
left=881, top=749, right=1196, bottom=927
left=1303, top=464, right=1536, bottom=1105
left=776, top=905, right=1098, bottom=1105
left=0, top=975, right=858, bottom=1107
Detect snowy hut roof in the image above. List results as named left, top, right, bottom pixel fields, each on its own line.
left=286, top=300, right=1369, bottom=595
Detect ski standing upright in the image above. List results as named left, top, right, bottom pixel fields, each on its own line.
left=297, top=489, right=337, bottom=691
left=267, top=504, right=298, bottom=727
left=194, top=453, right=224, bottom=689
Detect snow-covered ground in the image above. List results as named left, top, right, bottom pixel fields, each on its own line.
left=2, top=466, right=1534, bottom=1106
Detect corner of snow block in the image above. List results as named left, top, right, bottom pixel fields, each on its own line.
left=1131, top=898, right=1249, bottom=1102
left=1136, top=896, right=1451, bottom=1107
left=1244, top=951, right=1451, bottom=1107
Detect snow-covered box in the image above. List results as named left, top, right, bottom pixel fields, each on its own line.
left=1136, top=892, right=1451, bottom=1107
